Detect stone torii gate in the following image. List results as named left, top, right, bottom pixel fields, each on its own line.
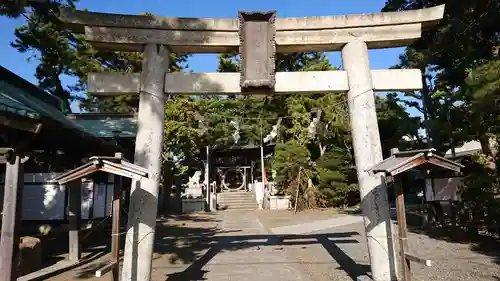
left=60, top=5, right=444, bottom=281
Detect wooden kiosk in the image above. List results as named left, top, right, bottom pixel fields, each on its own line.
left=52, top=153, right=148, bottom=281
left=368, top=148, right=464, bottom=281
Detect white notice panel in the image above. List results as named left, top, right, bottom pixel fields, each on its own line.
left=81, top=182, right=93, bottom=219
left=22, top=184, right=66, bottom=220
left=92, top=183, right=107, bottom=218
left=433, top=177, right=463, bottom=201
left=425, top=178, right=434, bottom=202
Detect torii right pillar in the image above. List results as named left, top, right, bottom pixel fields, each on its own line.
left=342, top=40, right=398, bottom=281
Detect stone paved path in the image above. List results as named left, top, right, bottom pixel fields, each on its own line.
left=269, top=214, right=363, bottom=235
left=43, top=211, right=363, bottom=281
left=40, top=210, right=370, bottom=281
left=185, top=210, right=312, bottom=281
left=39, top=209, right=496, bottom=281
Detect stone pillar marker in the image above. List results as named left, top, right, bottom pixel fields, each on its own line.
left=121, top=44, right=169, bottom=281
left=342, top=40, right=397, bottom=281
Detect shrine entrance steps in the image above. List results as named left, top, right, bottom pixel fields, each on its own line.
left=217, top=191, right=257, bottom=210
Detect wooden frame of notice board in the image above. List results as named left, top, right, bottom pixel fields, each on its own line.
left=0, top=172, right=115, bottom=222
left=52, top=153, right=147, bottom=281
left=368, top=148, right=464, bottom=281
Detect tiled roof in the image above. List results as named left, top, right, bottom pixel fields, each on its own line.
left=0, top=66, right=63, bottom=110
left=368, top=148, right=464, bottom=176
left=71, top=117, right=137, bottom=138
left=0, top=91, right=39, bottom=119
left=0, top=65, right=120, bottom=155
left=0, top=80, right=81, bottom=129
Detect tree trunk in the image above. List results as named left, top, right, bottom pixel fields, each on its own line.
left=319, top=143, right=327, bottom=157
left=479, top=134, right=493, bottom=157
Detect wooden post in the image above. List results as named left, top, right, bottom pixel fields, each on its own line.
left=175, top=179, right=182, bottom=213
left=0, top=151, right=24, bottom=281
left=205, top=146, right=210, bottom=211
left=111, top=153, right=123, bottom=281
left=243, top=168, right=247, bottom=191
left=68, top=179, right=82, bottom=261
left=294, top=167, right=302, bottom=214
left=260, top=144, right=265, bottom=190
left=111, top=180, right=122, bottom=280
left=394, top=176, right=411, bottom=281
left=250, top=160, right=254, bottom=184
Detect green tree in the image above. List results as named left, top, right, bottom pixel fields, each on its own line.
left=0, top=0, right=75, bottom=18
left=7, top=4, right=189, bottom=113
left=312, top=92, right=350, bottom=157
left=163, top=96, right=204, bottom=176
left=315, top=147, right=358, bottom=207
left=8, top=0, right=79, bottom=111
left=464, top=60, right=500, bottom=157
left=383, top=0, right=500, bottom=235
left=272, top=141, right=315, bottom=209
left=383, top=0, right=499, bottom=88
left=376, top=93, right=421, bottom=157
left=383, top=1, right=500, bottom=155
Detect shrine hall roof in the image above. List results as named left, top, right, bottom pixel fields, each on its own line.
left=0, top=65, right=121, bottom=155
left=67, top=113, right=137, bottom=139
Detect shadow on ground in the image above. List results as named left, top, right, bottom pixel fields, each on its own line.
left=40, top=212, right=370, bottom=281
left=337, top=208, right=362, bottom=215
left=70, top=212, right=224, bottom=279
left=21, top=218, right=120, bottom=269
left=340, top=202, right=500, bottom=268
left=163, top=230, right=369, bottom=281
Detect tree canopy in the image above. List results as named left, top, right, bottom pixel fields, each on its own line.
left=3, top=1, right=189, bottom=112
left=383, top=0, right=500, bottom=155
left=159, top=51, right=419, bottom=207
left=4, top=2, right=497, bottom=213
left=383, top=0, right=500, bottom=236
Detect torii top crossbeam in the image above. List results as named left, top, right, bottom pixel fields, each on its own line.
left=60, top=5, right=444, bottom=53
left=58, top=6, right=445, bottom=96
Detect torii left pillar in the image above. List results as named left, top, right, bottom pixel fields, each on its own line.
left=121, top=44, right=169, bottom=281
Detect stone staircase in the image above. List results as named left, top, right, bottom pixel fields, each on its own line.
left=217, top=191, right=258, bottom=210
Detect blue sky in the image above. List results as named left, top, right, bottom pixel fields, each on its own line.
left=0, top=0, right=417, bottom=115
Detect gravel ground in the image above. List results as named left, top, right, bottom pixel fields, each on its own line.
left=280, top=221, right=500, bottom=281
